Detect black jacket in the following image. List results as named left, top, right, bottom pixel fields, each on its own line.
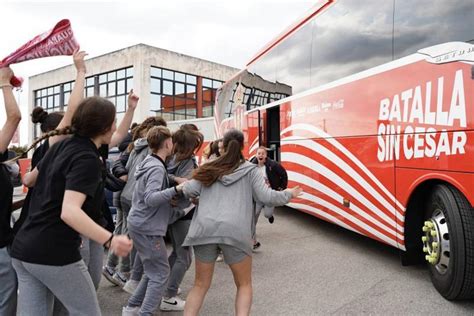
left=250, top=157, right=288, bottom=191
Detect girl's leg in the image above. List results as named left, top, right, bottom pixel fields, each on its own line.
left=165, top=220, right=192, bottom=298
left=22, top=260, right=101, bottom=316
left=184, top=258, right=216, bottom=316
left=12, top=259, right=54, bottom=316
left=0, top=247, right=17, bottom=316
left=229, top=256, right=253, bottom=316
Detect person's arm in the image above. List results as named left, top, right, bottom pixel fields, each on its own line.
left=0, top=67, right=21, bottom=154
left=23, top=167, right=38, bottom=187
left=250, top=167, right=302, bottom=206
left=143, top=166, right=177, bottom=208
left=181, top=179, right=202, bottom=198
left=109, top=90, right=139, bottom=148
left=61, top=190, right=132, bottom=256
left=49, top=50, right=87, bottom=147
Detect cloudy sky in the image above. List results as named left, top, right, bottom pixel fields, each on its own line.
left=0, top=0, right=314, bottom=145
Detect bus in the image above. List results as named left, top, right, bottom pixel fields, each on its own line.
left=214, top=0, right=474, bottom=300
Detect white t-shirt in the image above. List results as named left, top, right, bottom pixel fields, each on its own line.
left=258, top=164, right=270, bottom=187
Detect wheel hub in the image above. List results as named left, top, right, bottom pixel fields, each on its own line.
left=422, top=209, right=450, bottom=274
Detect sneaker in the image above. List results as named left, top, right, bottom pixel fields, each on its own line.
left=122, top=305, right=140, bottom=316
left=253, top=241, right=261, bottom=251
left=160, top=296, right=185, bottom=311
left=216, top=254, right=224, bottom=262
left=102, top=265, right=117, bottom=286
left=112, top=271, right=129, bottom=287
left=268, top=216, right=274, bottom=224
left=123, top=279, right=139, bottom=294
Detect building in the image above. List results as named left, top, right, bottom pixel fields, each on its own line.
left=28, top=43, right=239, bottom=142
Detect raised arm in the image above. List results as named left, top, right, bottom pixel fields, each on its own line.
left=109, top=90, right=139, bottom=148
left=49, top=50, right=87, bottom=147
left=0, top=67, right=21, bottom=154
left=250, top=168, right=301, bottom=206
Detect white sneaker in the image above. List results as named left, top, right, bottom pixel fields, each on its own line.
left=216, top=254, right=224, bottom=262
left=160, top=296, right=185, bottom=311
left=123, top=279, right=140, bottom=294
left=122, top=305, right=140, bottom=316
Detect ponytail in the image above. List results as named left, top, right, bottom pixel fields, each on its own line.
left=4, top=126, right=74, bottom=164
left=193, top=129, right=244, bottom=186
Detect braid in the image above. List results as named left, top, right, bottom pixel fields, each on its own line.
left=3, top=126, right=74, bottom=164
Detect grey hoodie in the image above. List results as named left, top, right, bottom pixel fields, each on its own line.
left=127, top=154, right=178, bottom=236
left=121, top=138, right=150, bottom=203
left=167, top=155, right=195, bottom=212
left=182, top=161, right=292, bottom=256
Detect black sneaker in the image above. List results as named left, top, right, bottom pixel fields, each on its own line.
left=253, top=241, right=261, bottom=251
left=268, top=216, right=274, bottom=224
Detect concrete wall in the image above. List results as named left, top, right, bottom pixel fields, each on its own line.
left=28, top=44, right=239, bottom=143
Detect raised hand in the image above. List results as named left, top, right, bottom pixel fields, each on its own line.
left=0, top=67, right=14, bottom=86
left=73, top=50, right=88, bottom=74
left=128, top=89, right=139, bottom=110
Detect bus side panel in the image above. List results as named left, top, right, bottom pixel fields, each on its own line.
left=394, top=130, right=474, bottom=173
left=395, top=167, right=474, bottom=211
left=280, top=135, right=402, bottom=249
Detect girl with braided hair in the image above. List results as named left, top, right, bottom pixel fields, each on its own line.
left=10, top=96, right=133, bottom=316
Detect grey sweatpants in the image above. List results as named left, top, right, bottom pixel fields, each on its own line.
left=12, top=258, right=100, bottom=316
left=0, top=246, right=17, bottom=316
left=252, top=202, right=275, bottom=239
left=106, top=197, right=132, bottom=272
left=128, top=230, right=170, bottom=315
left=166, top=219, right=192, bottom=297
left=53, top=236, right=104, bottom=316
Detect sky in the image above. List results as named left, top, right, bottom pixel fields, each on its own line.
left=0, top=0, right=315, bottom=145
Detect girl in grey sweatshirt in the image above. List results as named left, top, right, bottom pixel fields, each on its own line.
left=123, top=126, right=180, bottom=316
left=180, top=129, right=302, bottom=316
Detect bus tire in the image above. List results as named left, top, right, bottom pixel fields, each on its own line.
left=424, top=184, right=474, bottom=300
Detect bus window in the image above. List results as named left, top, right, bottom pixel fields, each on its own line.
left=275, top=19, right=313, bottom=95
left=394, top=0, right=474, bottom=59
left=310, top=0, right=394, bottom=88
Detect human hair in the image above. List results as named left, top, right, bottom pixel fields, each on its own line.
left=257, top=146, right=267, bottom=152
left=147, top=126, right=172, bottom=152
left=204, top=139, right=221, bottom=159
left=128, top=116, right=167, bottom=152
left=7, top=97, right=115, bottom=163
left=173, top=126, right=204, bottom=162
left=193, top=129, right=244, bottom=186
left=31, top=107, right=64, bottom=133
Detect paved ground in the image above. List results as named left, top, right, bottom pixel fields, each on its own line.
left=98, top=207, right=474, bottom=315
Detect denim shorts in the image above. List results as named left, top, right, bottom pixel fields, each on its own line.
left=193, top=243, right=248, bottom=265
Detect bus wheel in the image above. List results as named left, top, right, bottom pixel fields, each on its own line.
left=422, top=184, right=474, bottom=300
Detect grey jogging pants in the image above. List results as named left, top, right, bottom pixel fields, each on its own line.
left=12, top=258, right=101, bottom=316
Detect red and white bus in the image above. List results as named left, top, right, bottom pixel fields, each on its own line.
left=214, top=0, right=474, bottom=300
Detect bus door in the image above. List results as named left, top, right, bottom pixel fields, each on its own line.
left=258, top=106, right=281, bottom=162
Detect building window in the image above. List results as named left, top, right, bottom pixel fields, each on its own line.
left=96, top=67, right=134, bottom=113
left=34, top=84, right=62, bottom=113
left=202, top=77, right=223, bottom=118
left=150, top=66, right=201, bottom=121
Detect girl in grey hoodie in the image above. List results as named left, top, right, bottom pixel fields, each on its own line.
left=180, top=129, right=302, bottom=316
left=122, top=126, right=181, bottom=316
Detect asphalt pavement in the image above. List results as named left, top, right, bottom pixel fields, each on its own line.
left=98, top=206, right=474, bottom=315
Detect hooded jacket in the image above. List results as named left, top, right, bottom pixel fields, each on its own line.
left=249, top=156, right=288, bottom=190
left=167, top=155, right=196, bottom=222
left=182, top=161, right=292, bottom=256
left=127, top=154, right=179, bottom=236
left=120, top=138, right=150, bottom=203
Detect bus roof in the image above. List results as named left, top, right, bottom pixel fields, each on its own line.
left=246, top=0, right=334, bottom=67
